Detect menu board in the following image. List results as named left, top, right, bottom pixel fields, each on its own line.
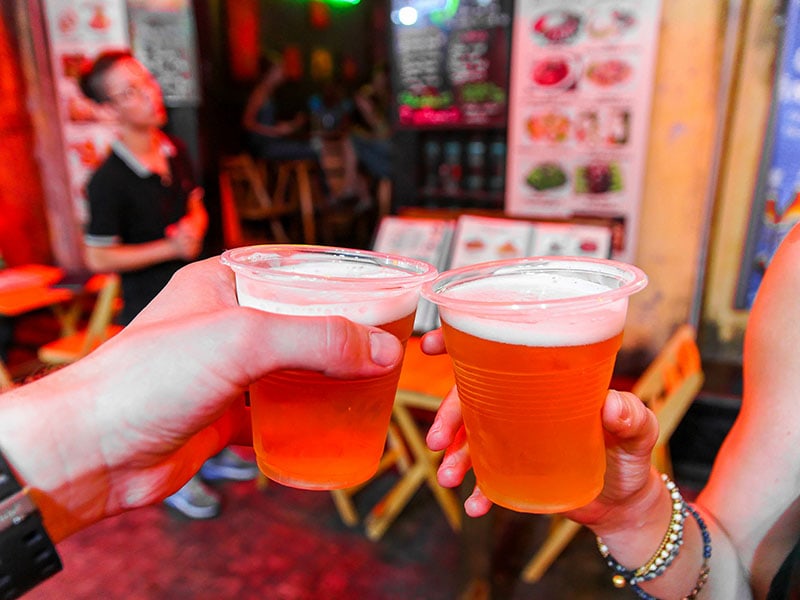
left=390, top=0, right=512, bottom=128
left=128, top=0, right=201, bottom=107
left=372, top=216, right=455, bottom=332
left=504, top=0, right=661, bottom=262
left=449, top=214, right=611, bottom=267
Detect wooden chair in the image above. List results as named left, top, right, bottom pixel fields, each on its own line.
left=254, top=419, right=412, bottom=529
left=271, top=159, right=318, bottom=244
left=353, top=336, right=462, bottom=540
left=38, top=273, right=123, bottom=365
left=520, top=324, right=705, bottom=583
left=329, top=421, right=410, bottom=527
left=219, top=154, right=313, bottom=247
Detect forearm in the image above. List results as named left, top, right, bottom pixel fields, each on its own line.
left=0, top=365, right=107, bottom=543
left=85, top=239, right=180, bottom=273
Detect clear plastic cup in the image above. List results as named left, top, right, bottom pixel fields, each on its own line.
left=221, top=245, right=437, bottom=490
left=421, top=256, right=647, bottom=512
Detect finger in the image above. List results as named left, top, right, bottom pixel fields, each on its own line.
left=464, top=485, right=493, bottom=518
left=242, top=312, right=403, bottom=379
left=420, top=328, right=446, bottom=355
left=436, top=425, right=471, bottom=488
left=426, top=385, right=462, bottom=451
left=96, top=308, right=404, bottom=425
left=602, top=390, right=659, bottom=457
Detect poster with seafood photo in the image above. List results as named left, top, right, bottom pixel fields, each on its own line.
left=504, top=0, right=662, bottom=262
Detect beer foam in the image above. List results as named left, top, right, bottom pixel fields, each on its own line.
left=445, top=272, right=610, bottom=303
left=438, top=273, right=627, bottom=346
left=271, top=260, right=403, bottom=279
left=234, top=262, right=419, bottom=326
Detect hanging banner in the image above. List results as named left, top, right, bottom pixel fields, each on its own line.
left=736, top=0, right=800, bottom=309
left=42, top=0, right=130, bottom=224
left=504, top=0, right=661, bottom=262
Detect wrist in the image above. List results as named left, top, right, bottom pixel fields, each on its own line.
left=0, top=448, right=63, bottom=596
left=588, top=469, right=672, bottom=552
left=0, top=367, right=107, bottom=542
left=595, top=474, right=711, bottom=599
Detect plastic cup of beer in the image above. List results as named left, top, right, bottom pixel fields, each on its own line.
left=221, top=245, right=437, bottom=490
left=421, top=256, right=647, bottom=513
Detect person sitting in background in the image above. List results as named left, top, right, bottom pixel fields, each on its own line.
left=0, top=257, right=404, bottom=598
left=308, top=80, right=362, bottom=200
left=424, top=222, right=800, bottom=598
left=351, top=62, right=393, bottom=183
left=78, top=51, right=256, bottom=521
left=242, top=54, right=318, bottom=163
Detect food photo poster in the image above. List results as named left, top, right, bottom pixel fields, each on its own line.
left=43, top=0, right=130, bottom=224
left=504, top=0, right=662, bottom=262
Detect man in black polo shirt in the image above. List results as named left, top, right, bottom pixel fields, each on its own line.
left=80, top=51, right=256, bottom=519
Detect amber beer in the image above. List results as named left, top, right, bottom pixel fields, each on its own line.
left=221, top=245, right=436, bottom=490
left=249, top=312, right=415, bottom=489
left=423, top=258, right=647, bottom=513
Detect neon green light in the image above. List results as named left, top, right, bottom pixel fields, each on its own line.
left=430, top=0, right=459, bottom=25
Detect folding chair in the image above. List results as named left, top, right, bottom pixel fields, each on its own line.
left=329, top=420, right=411, bottom=527
left=357, top=336, right=463, bottom=540
left=219, top=154, right=313, bottom=247
left=37, top=274, right=123, bottom=365
left=520, top=324, right=705, bottom=583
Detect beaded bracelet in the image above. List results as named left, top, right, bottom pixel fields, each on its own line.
left=597, top=474, right=686, bottom=586
left=596, top=476, right=712, bottom=600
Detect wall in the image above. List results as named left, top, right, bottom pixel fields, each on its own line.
left=618, top=1, right=774, bottom=371
left=701, top=0, right=779, bottom=364
left=0, top=3, right=53, bottom=267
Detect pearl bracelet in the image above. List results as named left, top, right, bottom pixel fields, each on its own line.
left=596, top=474, right=712, bottom=600
left=597, top=473, right=686, bottom=586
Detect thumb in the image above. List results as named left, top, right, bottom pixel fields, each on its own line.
left=602, top=390, right=659, bottom=457
left=242, top=311, right=404, bottom=381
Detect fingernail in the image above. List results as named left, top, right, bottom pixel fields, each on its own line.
left=369, top=331, right=400, bottom=366
left=611, top=390, right=630, bottom=422
left=440, top=466, right=456, bottom=481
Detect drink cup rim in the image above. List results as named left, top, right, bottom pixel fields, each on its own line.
left=221, top=244, right=438, bottom=290
left=421, top=256, right=647, bottom=316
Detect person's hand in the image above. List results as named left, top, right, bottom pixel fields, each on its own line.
left=273, top=121, right=295, bottom=137
left=166, top=223, right=203, bottom=260
left=422, top=329, right=659, bottom=525
left=1, top=258, right=404, bottom=541
left=164, top=187, right=208, bottom=259
left=185, top=187, right=208, bottom=236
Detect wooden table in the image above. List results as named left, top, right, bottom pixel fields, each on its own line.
left=0, top=264, right=76, bottom=333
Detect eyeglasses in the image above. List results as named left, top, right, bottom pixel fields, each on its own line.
left=107, top=80, right=157, bottom=104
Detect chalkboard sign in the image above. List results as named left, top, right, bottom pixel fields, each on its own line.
left=390, top=0, right=512, bottom=128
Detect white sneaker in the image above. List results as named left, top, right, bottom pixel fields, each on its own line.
left=200, top=448, right=258, bottom=482
left=163, top=475, right=221, bottom=519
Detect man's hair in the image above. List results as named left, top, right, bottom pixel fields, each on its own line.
left=79, top=50, right=133, bottom=103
